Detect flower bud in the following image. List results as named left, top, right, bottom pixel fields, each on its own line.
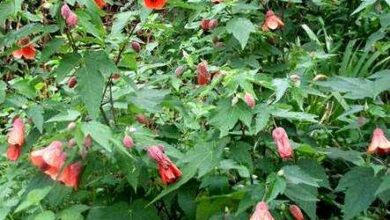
left=83, top=134, right=92, bottom=148
left=61, top=4, right=71, bottom=18
left=123, top=135, right=134, bottom=149
left=66, top=12, right=78, bottom=28
left=244, top=93, right=255, bottom=109
left=289, top=205, right=304, bottom=220
left=208, top=19, right=218, bottom=30
left=67, top=76, right=77, bottom=88
left=131, top=41, right=141, bottom=53
left=175, top=66, right=185, bottom=77
left=67, top=138, right=76, bottom=148
left=67, top=122, right=76, bottom=130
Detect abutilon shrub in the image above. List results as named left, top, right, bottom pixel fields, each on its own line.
left=0, top=0, right=389, bottom=219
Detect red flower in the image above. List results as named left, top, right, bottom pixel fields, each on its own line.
left=123, top=135, right=134, bottom=149
left=31, top=141, right=82, bottom=189
left=30, top=141, right=66, bottom=180
left=367, top=128, right=390, bottom=155
left=200, top=19, right=218, bottom=31
left=144, top=0, right=167, bottom=10
left=147, top=145, right=182, bottom=185
left=59, top=162, right=82, bottom=189
left=289, top=205, right=304, bottom=220
left=244, top=93, right=255, bottom=109
left=197, top=61, right=210, bottom=85
left=272, top=127, right=293, bottom=159
left=250, top=201, right=274, bottom=220
left=212, top=0, right=223, bottom=4
left=12, top=38, right=36, bottom=60
left=94, top=0, right=106, bottom=8
left=262, top=10, right=284, bottom=32
left=7, top=118, right=25, bottom=161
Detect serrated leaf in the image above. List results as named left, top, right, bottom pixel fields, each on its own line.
left=84, top=51, right=117, bottom=77
left=15, top=186, right=52, bottom=213
left=336, top=167, right=381, bottom=220
left=76, top=66, right=105, bottom=120
left=272, top=78, right=289, bottom=103
left=272, top=109, right=318, bottom=123
left=54, top=53, right=82, bottom=81
left=34, top=211, right=55, bottom=220
left=282, top=165, right=320, bottom=187
left=226, top=17, right=255, bottom=49
left=130, top=88, right=169, bottom=112
left=209, top=99, right=252, bottom=137
left=298, top=159, right=330, bottom=188
left=28, top=105, right=44, bottom=133
left=284, top=183, right=318, bottom=219
left=39, top=38, right=65, bottom=63
left=46, top=110, right=80, bottom=123
left=0, top=81, right=6, bottom=104
left=81, top=121, right=112, bottom=152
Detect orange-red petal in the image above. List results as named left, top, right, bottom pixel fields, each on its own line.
left=144, top=0, right=167, bottom=10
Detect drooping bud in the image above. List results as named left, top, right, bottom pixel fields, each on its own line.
left=67, top=122, right=76, bottom=130
left=66, top=12, right=78, bottom=28
left=67, top=76, right=77, bottom=88
left=289, top=205, right=304, bottom=220
left=83, top=134, right=93, bottom=148
left=67, top=138, right=76, bottom=148
left=244, top=93, right=255, bottom=109
left=208, top=19, right=218, bottom=30
left=7, top=118, right=25, bottom=161
left=197, top=61, right=210, bottom=85
left=272, top=127, right=293, bottom=159
left=123, top=135, right=134, bottom=149
left=131, top=41, right=141, bottom=53
left=175, top=66, right=185, bottom=77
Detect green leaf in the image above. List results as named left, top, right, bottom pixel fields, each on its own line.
left=15, top=186, right=52, bottom=213
left=209, top=99, right=252, bottom=137
left=81, top=121, right=112, bottom=152
left=271, top=109, right=318, bottom=123
left=284, top=183, right=318, bottom=219
left=316, top=76, right=390, bottom=100
left=130, top=88, right=170, bottom=112
left=336, top=167, right=381, bottom=220
left=34, top=211, right=55, bottom=220
left=351, top=0, right=376, bottom=15
left=28, top=105, right=44, bottom=133
left=376, top=175, right=390, bottom=195
left=219, top=159, right=250, bottom=178
left=282, top=165, right=320, bottom=187
left=264, top=174, right=286, bottom=202
left=39, top=38, right=65, bottom=63
left=84, top=51, right=118, bottom=77
left=46, top=110, right=80, bottom=123
left=236, top=184, right=265, bottom=215
left=298, top=159, right=330, bottom=188
left=0, top=81, right=6, bottom=104
left=272, top=78, right=289, bottom=103
left=301, top=24, right=321, bottom=45
left=54, top=53, right=82, bottom=82
left=226, top=17, right=256, bottom=49
left=251, top=105, right=270, bottom=133
left=58, top=205, right=89, bottom=220
left=322, top=148, right=364, bottom=166
left=76, top=66, right=105, bottom=120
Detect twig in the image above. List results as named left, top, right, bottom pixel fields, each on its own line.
left=100, top=22, right=138, bottom=126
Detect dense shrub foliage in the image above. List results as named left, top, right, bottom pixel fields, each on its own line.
left=0, top=0, right=389, bottom=219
